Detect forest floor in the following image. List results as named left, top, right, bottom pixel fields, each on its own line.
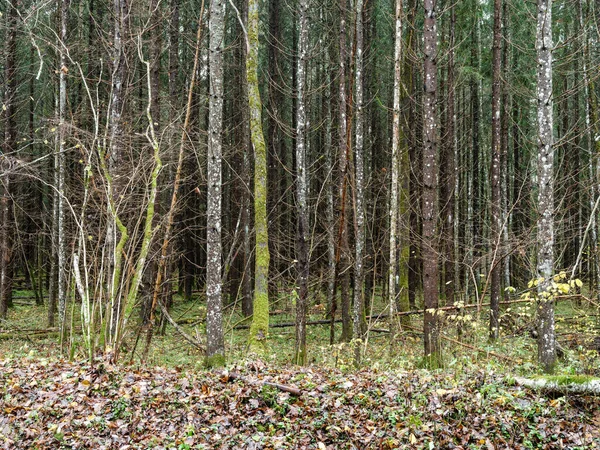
left=1, top=356, right=599, bottom=449
left=1, top=293, right=600, bottom=448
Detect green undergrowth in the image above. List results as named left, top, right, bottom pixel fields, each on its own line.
left=1, top=288, right=599, bottom=380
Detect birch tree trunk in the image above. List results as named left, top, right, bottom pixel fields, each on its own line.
left=422, top=0, right=441, bottom=367
left=247, top=0, right=271, bottom=354
left=337, top=0, right=352, bottom=344
left=57, top=0, right=70, bottom=343
left=388, top=0, right=402, bottom=344
left=206, top=0, right=226, bottom=365
left=352, top=0, right=365, bottom=363
left=490, top=0, right=502, bottom=340
left=536, top=0, right=556, bottom=374
left=294, top=0, right=309, bottom=365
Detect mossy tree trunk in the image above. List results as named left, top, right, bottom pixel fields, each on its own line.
left=247, top=0, right=271, bottom=354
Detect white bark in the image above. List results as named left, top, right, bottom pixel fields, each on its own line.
left=515, top=377, right=600, bottom=395
left=536, top=0, right=556, bottom=373
left=207, top=0, right=226, bottom=360
left=388, top=0, right=402, bottom=343
left=57, top=0, right=70, bottom=341
left=294, top=0, right=309, bottom=365
left=352, top=0, right=366, bottom=362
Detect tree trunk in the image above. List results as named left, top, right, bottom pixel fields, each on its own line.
left=352, top=0, right=366, bottom=364
left=490, top=0, right=502, bottom=340
left=422, top=0, right=441, bottom=367
left=294, top=0, right=309, bottom=365
left=206, top=0, right=226, bottom=365
left=388, top=0, right=402, bottom=344
left=247, top=0, right=271, bottom=354
left=0, top=1, right=17, bottom=320
left=536, top=0, right=556, bottom=374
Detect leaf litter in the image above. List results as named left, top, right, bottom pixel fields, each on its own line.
left=0, top=358, right=598, bottom=449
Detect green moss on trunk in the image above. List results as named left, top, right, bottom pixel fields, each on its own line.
left=246, top=0, right=270, bottom=355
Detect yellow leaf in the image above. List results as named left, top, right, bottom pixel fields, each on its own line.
left=410, top=434, right=417, bottom=444
left=575, top=279, right=583, bottom=288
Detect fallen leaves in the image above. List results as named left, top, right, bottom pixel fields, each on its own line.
left=0, top=358, right=598, bottom=449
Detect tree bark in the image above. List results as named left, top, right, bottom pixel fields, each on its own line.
left=536, top=0, right=556, bottom=374
left=490, top=0, right=503, bottom=340
left=422, top=0, right=441, bottom=366
left=352, top=0, right=366, bottom=364
left=247, top=0, right=271, bottom=354
left=388, top=0, right=402, bottom=344
left=0, top=0, right=17, bottom=320
left=206, top=0, right=226, bottom=365
left=294, top=0, right=309, bottom=365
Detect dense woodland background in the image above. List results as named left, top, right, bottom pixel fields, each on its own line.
left=0, top=0, right=598, bottom=372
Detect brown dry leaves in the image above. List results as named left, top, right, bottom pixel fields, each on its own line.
left=0, top=359, right=598, bottom=449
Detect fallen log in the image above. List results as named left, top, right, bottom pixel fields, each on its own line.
left=223, top=371, right=302, bottom=396
left=514, top=376, right=600, bottom=395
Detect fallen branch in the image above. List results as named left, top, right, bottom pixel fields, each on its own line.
left=223, top=371, right=302, bottom=396
left=158, top=300, right=204, bottom=351
left=514, top=376, right=600, bottom=395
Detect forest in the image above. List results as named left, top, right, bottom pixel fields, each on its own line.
left=0, top=0, right=600, bottom=447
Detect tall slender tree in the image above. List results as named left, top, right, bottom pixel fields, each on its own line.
left=0, top=0, right=17, bottom=320
left=206, top=0, right=226, bottom=365
left=422, top=0, right=441, bottom=366
left=294, top=0, right=309, bottom=365
left=57, top=0, right=70, bottom=342
left=490, top=0, right=503, bottom=340
left=247, top=0, right=271, bottom=353
left=388, top=0, right=402, bottom=343
left=536, top=0, right=556, bottom=373
left=353, top=0, right=366, bottom=363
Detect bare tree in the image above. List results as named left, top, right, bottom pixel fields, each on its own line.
left=206, top=0, right=226, bottom=365
left=0, top=0, right=17, bottom=321
left=536, top=0, right=556, bottom=373
left=388, top=0, right=402, bottom=343
left=422, top=0, right=441, bottom=367
left=490, top=0, right=503, bottom=340
left=247, top=0, right=271, bottom=354
left=352, top=0, right=366, bottom=363
left=294, top=0, right=309, bottom=365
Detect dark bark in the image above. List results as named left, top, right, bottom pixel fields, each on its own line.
left=490, top=0, right=503, bottom=340
left=422, top=0, right=441, bottom=366
left=0, top=0, right=17, bottom=320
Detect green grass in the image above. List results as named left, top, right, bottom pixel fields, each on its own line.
left=1, top=288, right=599, bottom=379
